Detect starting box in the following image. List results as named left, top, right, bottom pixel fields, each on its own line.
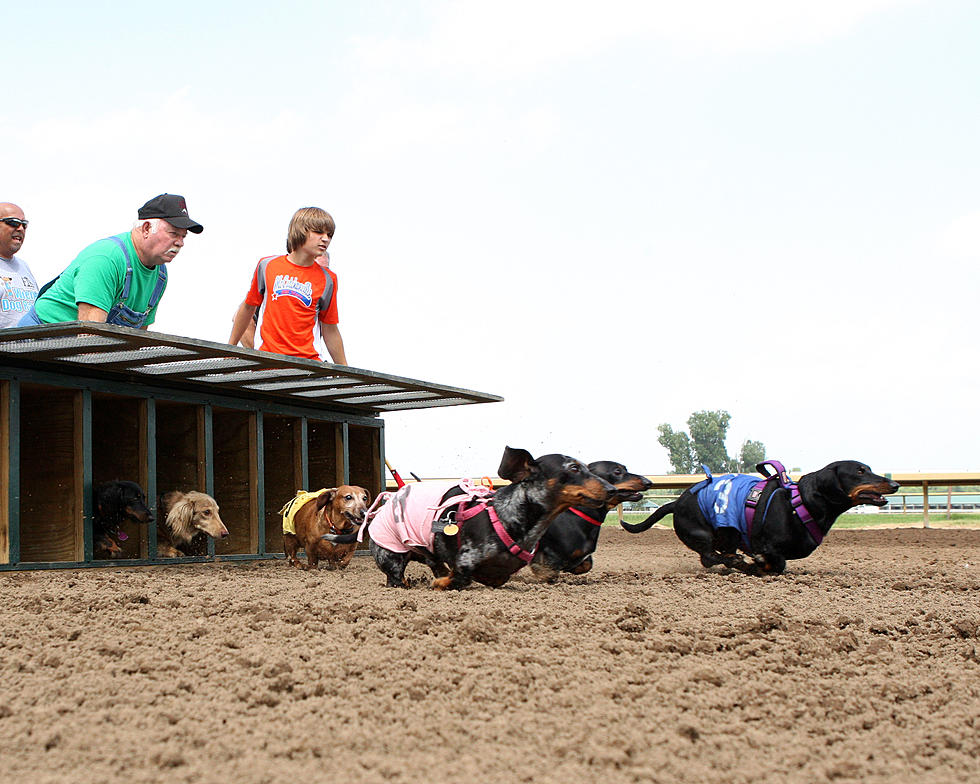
left=0, top=323, right=500, bottom=569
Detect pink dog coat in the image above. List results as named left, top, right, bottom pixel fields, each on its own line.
left=360, top=480, right=493, bottom=553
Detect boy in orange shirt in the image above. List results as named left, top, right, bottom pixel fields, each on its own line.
left=229, top=207, right=347, bottom=364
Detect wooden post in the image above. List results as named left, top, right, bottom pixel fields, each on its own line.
left=922, top=482, right=930, bottom=528
left=947, top=486, right=952, bottom=520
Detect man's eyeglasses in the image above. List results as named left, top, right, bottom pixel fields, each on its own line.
left=1, top=218, right=28, bottom=229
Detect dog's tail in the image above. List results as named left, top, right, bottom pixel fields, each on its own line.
left=321, top=530, right=359, bottom=544
left=620, top=501, right=676, bottom=533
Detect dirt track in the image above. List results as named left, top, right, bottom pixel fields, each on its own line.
left=1, top=527, right=978, bottom=784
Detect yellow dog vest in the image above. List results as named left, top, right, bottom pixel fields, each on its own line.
left=280, top=489, right=331, bottom=535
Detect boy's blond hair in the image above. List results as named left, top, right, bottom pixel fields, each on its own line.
left=286, top=207, right=335, bottom=253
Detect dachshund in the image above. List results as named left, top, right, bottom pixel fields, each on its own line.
left=530, top=460, right=653, bottom=580
left=332, top=447, right=616, bottom=590
left=621, top=460, right=899, bottom=574
left=282, top=485, right=371, bottom=570
left=156, top=491, right=229, bottom=558
left=93, top=480, right=152, bottom=559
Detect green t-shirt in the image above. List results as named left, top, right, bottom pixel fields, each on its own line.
left=34, top=233, right=167, bottom=326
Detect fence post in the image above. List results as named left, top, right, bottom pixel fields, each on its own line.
left=922, top=482, right=930, bottom=528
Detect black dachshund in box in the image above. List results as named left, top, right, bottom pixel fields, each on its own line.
left=93, top=480, right=153, bottom=558
left=621, top=460, right=898, bottom=574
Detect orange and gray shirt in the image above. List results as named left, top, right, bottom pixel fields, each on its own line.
left=245, top=255, right=338, bottom=360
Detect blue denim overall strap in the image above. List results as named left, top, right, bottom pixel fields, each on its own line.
left=103, top=235, right=167, bottom=327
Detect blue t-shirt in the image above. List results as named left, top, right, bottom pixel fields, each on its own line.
left=696, top=473, right=761, bottom=549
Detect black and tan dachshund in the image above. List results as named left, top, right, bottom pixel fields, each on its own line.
left=530, top=460, right=653, bottom=581
left=621, top=460, right=898, bottom=575
left=351, top=447, right=616, bottom=590
left=93, top=480, right=153, bottom=558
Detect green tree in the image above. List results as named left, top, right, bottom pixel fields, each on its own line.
left=687, top=410, right=731, bottom=473
left=657, top=410, right=766, bottom=474
left=736, top=439, right=766, bottom=472
left=657, top=424, right=695, bottom=474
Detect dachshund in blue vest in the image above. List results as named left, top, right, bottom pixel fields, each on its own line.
left=621, top=460, right=898, bottom=574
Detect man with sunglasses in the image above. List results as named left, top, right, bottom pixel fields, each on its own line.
left=19, top=194, right=202, bottom=329
left=0, top=203, right=38, bottom=329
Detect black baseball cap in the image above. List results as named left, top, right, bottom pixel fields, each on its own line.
left=137, top=193, right=204, bottom=234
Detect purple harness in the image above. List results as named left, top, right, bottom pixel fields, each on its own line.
left=744, top=460, right=822, bottom=545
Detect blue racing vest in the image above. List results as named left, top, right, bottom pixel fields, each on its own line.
left=695, top=470, right=760, bottom=550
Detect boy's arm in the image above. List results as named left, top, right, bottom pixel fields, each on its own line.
left=319, top=322, right=347, bottom=365
left=229, top=302, right=258, bottom=346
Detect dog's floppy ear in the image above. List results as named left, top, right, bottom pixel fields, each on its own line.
left=316, top=489, right=338, bottom=510
left=498, top=446, right=538, bottom=483
left=167, top=496, right=196, bottom=541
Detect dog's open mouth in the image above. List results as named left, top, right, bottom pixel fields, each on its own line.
left=614, top=490, right=645, bottom=503
left=854, top=491, right=889, bottom=507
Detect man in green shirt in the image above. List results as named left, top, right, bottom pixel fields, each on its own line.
left=20, top=194, right=203, bottom=329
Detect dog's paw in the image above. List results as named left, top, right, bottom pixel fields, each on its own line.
left=430, top=576, right=452, bottom=591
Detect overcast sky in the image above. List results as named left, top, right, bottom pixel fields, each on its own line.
left=6, top=0, right=978, bottom=476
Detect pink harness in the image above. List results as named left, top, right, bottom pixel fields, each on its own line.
left=456, top=500, right=538, bottom=563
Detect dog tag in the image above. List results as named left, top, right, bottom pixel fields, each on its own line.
left=443, top=523, right=459, bottom=536
left=117, top=531, right=129, bottom=541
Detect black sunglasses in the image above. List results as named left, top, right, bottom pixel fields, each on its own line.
left=1, top=217, right=28, bottom=229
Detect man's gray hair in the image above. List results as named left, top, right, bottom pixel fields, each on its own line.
left=133, top=217, right=163, bottom=233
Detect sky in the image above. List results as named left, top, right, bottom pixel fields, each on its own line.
left=5, top=0, right=979, bottom=477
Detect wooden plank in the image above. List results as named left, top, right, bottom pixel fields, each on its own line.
left=77, top=389, right=90, bottom=562
left=249, top=412, right=259, bottom=554
left=308, top=419, right=340, bottom=489
left=92, top=394, right=145, bottom=560
left=262, top=415, right=298, bottom=555
left=213, top=408, right=254, bottom=556
left=19, top=386, right=77, bottom=562
left=0, top=381, right=8, bottom=564
left=349, top=425, right=382, bottom=497
left=255, top=411, right=265, bottom=556
left=138, top=400, right=149, bottom=559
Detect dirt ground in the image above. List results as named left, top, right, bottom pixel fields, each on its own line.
left=1, top=527, right=978, bottom=784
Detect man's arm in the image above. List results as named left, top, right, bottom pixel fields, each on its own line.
left=77, top=303, right=109, bottom=322
left=319, top=322, right=347, bottom=365
left=229, top=302, right=258, bottom=346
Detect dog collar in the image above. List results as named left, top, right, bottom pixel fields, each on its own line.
left=569, top=507, right=604, bottom=527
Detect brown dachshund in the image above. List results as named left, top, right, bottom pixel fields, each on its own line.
left=282, top=485, right=371, bottom=570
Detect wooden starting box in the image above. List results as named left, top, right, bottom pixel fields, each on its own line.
left=0, top=323, right=501, bottom=569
